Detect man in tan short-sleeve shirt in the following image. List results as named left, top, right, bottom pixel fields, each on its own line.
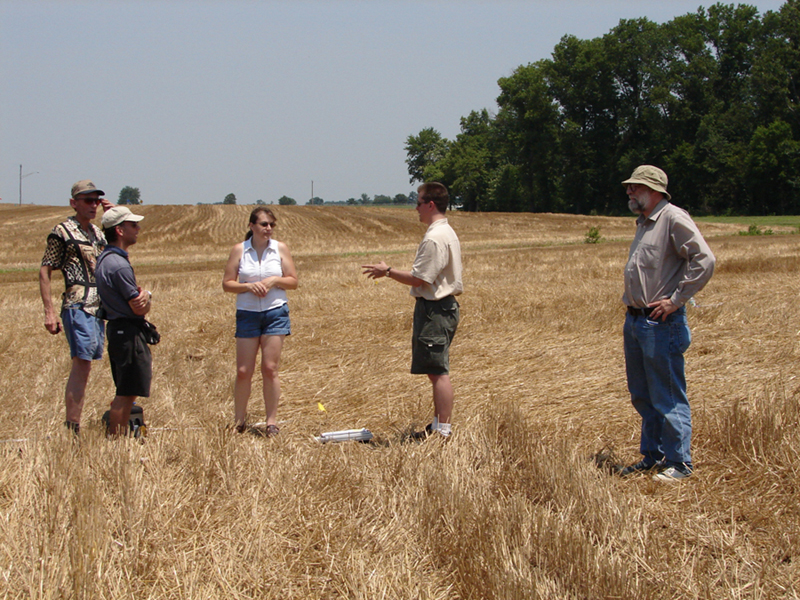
left=363, top=182, right=462, bottom=439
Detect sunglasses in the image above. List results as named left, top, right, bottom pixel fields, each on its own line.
left=80, top=197, right=102, bottom=205
left=257, top=221, right=276, bottom=228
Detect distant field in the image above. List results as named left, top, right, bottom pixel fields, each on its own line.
left=0, top=204, right=797, bottom=599
left=697, top=214, right=800, bottom=230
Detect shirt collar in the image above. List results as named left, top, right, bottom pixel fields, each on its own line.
left=103, top=245, right=129, bottom=259
left=244, top=238, right=274, bottom=254
left=68, top=215, right=95, bottom=235
left=638, top=199, right=670, bottom=225
left=426, top=217, right=448, bottom=231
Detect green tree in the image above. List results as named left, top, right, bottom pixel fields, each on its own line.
left=118, top=186, right=141, bottom=205
left=278, top=196, right=296, bottom=205
left=438, top=109, right=497, bottom=211
left=373, top=194, right=392, bottom=205
left=392, top=193, right=409, bottom=205
left=346, top=198, right=357, bottom=205
left=406, top=1, right=800, bottom=215
left=306, top=197, right=324, bottom=205
left=746, top=119, right=800, bottom=214
left=405, top=127, right=450, bottom=184
left=359, top=193, right=372, bottom=205
left=495, top=62, right=562, bottom=211
left=223, top=193, right=236, bottom=205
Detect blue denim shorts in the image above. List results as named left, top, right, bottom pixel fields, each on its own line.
left=62, top=306, right=104, bottom=360
left=235, top=304, right=291, bottom=338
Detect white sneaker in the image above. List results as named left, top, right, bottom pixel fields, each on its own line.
left=653, top=466, right=692, bottom=482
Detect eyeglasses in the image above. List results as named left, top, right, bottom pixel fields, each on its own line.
left=257, top=221, right=276, bottom=228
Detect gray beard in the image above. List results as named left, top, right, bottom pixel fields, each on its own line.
left=628, top=199, right=644, bottom=214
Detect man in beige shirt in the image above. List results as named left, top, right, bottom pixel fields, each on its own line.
left=619, top=165, right=715, bottom=481
left=362, top=182, right=463, bottom=439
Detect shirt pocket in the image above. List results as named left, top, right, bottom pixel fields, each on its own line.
left=631, top=243, right=661, bottom=270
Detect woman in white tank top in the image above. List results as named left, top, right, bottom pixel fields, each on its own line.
left=222, top=207, right=298, bottom=437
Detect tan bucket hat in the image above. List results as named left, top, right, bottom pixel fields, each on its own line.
left=621, top=165, right=671, bottom=200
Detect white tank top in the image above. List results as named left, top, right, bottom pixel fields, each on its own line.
left=236, top=238, right=288, bottom=312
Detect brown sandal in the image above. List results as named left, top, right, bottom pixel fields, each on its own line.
left=266, top=424, right=280, bottom=438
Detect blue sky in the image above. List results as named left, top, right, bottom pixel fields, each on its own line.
left=0, top=0, right=789, bottom=206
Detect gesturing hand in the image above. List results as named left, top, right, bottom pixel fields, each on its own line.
left=362, top=261, right=389, bottom=279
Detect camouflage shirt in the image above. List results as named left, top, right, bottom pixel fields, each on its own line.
left=41, top=216, right=107, bottom=315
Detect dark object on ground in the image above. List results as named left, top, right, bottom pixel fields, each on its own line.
left=592, top=446, right=624, bottom=474
left=102, top=404, right=147, bottom=438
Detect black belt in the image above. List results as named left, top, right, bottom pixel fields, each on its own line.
left=416, top=295, right=456, bottom=304
left=627, top=306, right=654, bottom=317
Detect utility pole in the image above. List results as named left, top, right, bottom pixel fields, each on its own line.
left=311, top=180, right=314, bottom=203
left=19, top=164, right=39, bottom=205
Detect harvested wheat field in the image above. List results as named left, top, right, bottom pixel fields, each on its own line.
left=0, top=203, right=798, bottom=599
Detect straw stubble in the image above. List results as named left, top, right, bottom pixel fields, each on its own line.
left=0, top=204, right=797, bottom=598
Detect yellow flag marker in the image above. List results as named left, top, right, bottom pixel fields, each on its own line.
left=317, top=402, right=327, bottom=413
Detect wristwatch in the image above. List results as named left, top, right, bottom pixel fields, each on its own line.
left=386, top=267, right=392, bottom=277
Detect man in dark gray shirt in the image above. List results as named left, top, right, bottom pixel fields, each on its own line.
left=95, top=206, right=152, bottom=436
left=619, top=166, right=715, bottom=482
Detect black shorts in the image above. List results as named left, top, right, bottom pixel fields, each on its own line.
left=411, top=296, right=459, bottom=375
left=107, top=319, right=152, bottom=397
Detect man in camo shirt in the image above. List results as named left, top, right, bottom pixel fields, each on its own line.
left=39, top=180, right=114, bottom=434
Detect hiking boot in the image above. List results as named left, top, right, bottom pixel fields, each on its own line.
left=619, top=458, right=663, bottom=477
left=653, top=465, right=692, bottom=482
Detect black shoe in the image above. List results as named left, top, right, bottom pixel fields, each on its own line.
left=407, top=423, right=434, bottom=442
left=619, top=459, right=663, bottom=477
left=102, top=406, right=147, bottom=438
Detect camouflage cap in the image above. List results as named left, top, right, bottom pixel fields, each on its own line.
left=71, top=180, right=105, bottom=198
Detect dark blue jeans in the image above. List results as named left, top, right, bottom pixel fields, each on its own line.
left=623, top=307, right=693, bottom=467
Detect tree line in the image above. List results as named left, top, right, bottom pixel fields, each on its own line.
left=406, top=1, right=800, bottom=215
left=119, top=190, right=419, bottom=207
